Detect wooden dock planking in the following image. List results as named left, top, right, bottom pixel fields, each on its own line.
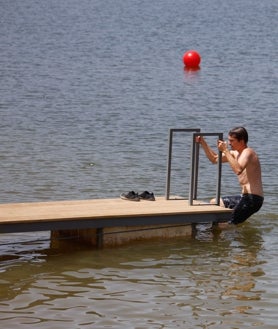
left=0, top=197, right=232, bottom=234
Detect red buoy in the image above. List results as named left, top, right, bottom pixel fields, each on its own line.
left=183, top=50, right=201, bottom=68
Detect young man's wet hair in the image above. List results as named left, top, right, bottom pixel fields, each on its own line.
left=228, top=126, right=248, bottom=144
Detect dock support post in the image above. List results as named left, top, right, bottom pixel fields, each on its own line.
left=191, top=223, right=197, bottom=238
left=96, top=228, right=103, bottom=249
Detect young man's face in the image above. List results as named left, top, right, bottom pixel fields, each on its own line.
left=228, top=134, right=244, bottom=151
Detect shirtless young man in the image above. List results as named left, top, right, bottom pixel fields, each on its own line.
left=196, top=127, right=264, bottom=225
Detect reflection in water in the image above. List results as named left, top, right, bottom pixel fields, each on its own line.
left=0, top=222, right=272, bottom=329
left=191, top=222, right=266, bottom=322
left=223, top=250, right=261, bottom=300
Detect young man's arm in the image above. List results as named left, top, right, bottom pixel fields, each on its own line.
left=218, top=141, right=250, bottom=175
left=196, top=136, right=228, bottom=164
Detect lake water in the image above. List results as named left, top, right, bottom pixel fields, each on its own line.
left=0, top=0, right=277, bottom=328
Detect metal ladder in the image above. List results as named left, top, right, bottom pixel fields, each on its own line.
left=166, top=129, right=223, bottom=205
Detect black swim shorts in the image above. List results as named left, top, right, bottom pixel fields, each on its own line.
left=222, top=194, right=264, bottom=225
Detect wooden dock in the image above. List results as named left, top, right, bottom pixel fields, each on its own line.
left=0, top=197, right=231, bottom=247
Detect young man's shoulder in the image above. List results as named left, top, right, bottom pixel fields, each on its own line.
left=245, top=147, right=259, bottom=157
left=243, top=147, right=260, bottom=165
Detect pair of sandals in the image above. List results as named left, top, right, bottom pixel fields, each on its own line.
left=120, top=190, right=155, bottom=201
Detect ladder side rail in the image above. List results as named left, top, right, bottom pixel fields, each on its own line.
left=189, top=134, right=197, bottom=205
left=193, top=141, right=200, bottom=200
left=166, top=128, right=201, bottom=200
left=216, top=133, right=223, bottom=205
left=166, top=129, right=174, bottom=199
left=190, top=132, right=223, bottom=206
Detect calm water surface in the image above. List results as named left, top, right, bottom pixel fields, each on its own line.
left=0, top=0, right=277, bottom=328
